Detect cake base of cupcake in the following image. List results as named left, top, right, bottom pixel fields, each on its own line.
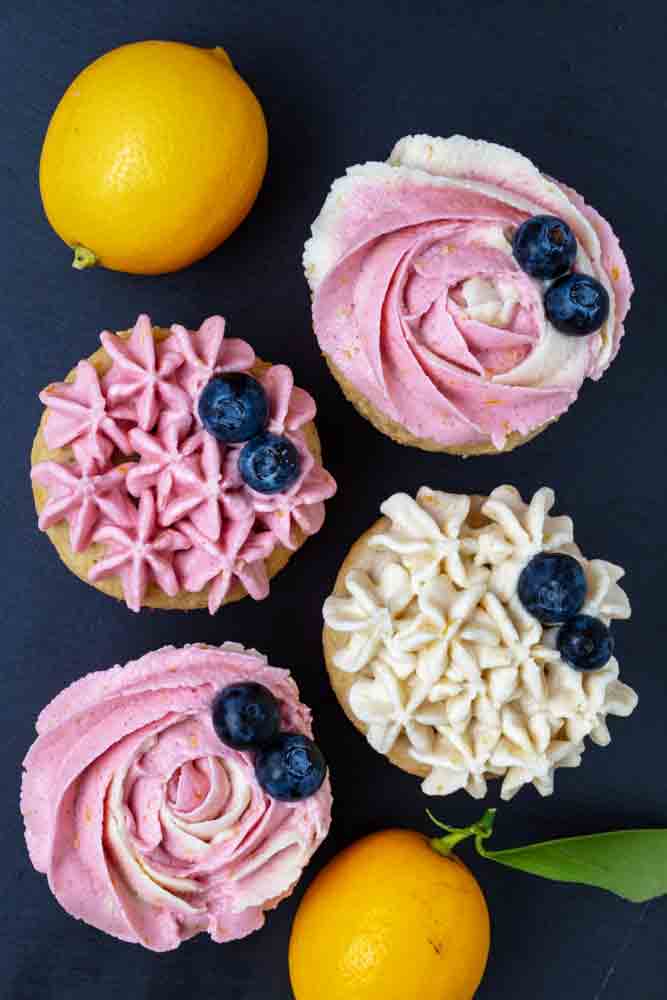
left=325, top=356, right=551, bottom=456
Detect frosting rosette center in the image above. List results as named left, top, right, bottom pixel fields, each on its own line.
left=21, top=644, right=332, bottom=951
left=305, top=134, right=633, bottom=451
left=399, top=232, right=541, bottom=379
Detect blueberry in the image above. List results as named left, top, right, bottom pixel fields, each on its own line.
left=255, top=733, right=327, bottom=801
left=518, top=552, right=587, bottom=624
left=212, top=682, right=281, bottom=751
left=544, top=273, right=610, bottom=336
left=198, top=373, right=269, bottom=443
left=558, top=614, right=614, bottom=671
left=512, top=215, right=577, bottom=279
left=239, top=432, right=301, bottom=494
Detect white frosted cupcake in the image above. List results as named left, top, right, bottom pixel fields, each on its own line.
left=323, top=486, right=637, bottom=800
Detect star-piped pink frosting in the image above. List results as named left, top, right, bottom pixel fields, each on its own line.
left=305, top=134, right=633, bottom=450
left=31, top=461, right=134, bottom=552
left=88, top=490, right=189, bottom=612
left=33, top=315, right=337, bottom=612
left=21, top=644, right=333, bottom=951
left=40, top=361, right=132, bottom=467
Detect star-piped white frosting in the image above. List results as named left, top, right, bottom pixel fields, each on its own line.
left=323, top=485, right=637, bottom=801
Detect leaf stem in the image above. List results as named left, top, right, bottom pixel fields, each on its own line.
left=429, top=808, right=497, bottom=858
left=428, top=810, right=667, bottom=902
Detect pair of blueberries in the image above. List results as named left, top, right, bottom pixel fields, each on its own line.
left=212, top=683, right=327, bottom=801
left=519, top=552, right=614, bottom=670
left=198, top=373, right=300, bottom=494
left=512, top=215, right=610, bottom=336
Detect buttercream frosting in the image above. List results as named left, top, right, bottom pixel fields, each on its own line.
left=323, top=486, right=637, bottom=800
left=305, top=135, right=633, bottom=449
left=32, top=315, right=337, bottom=612
left=21, top=643, right=332, bottom=951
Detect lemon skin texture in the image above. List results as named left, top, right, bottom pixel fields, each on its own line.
left=39, top=41, right=268, bottom=274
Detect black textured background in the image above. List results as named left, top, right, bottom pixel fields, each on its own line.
left=1, top=1, right=666, bottom=997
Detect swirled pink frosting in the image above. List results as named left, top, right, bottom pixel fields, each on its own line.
left=32, top=315, right=337, bottom=611
left=304, top=135, right=633, bottom=449
left=21, top=644, right=332, bottom=951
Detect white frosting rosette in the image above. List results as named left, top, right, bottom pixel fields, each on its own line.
left=323, top=486, right=637, bottom=801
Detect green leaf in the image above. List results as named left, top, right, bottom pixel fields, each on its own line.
left=478, top=828, right=667, bottom=903
left=429, top=811, right=667, bottom=903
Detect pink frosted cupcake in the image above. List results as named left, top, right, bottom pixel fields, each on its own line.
left=31, top=315, right=337, bottom=612
left=304, top=134, right=633, bottom=455
left=21, top=643, right=332, bottom=951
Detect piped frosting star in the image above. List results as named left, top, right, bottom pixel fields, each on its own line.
left=89, top=490, right=190, bottom=612
left=177, top=518, right=276, bottom=614
left=101, top=314, right=190, bottom=430
left=159, top=434, right=252, bottom=541
left=39, top=361, right=131, bottom=466
left=370, top=490, right=473, bottom=588
left=166, top=315, right=256, bottom=401
left=31, top=460, right=134, bottom=552
left=126, top=418, right=204, bottom=507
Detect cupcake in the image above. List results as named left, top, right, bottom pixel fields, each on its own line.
left=322, top=485, right=637, bottom=800
left=31, top=314, right=337, bottom=612
left=304, top=135, right=633, bottom=454
left=21, top=643, right=332, bottom=951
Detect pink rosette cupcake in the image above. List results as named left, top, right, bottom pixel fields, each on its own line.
left=30, top=315, right=337, bottom=612
left=304, top=134, right=633, bottom=455
left=21, top=643, right=332, bottom=951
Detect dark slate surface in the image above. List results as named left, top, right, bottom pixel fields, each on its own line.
left=1, top=1, right=665, bottom=997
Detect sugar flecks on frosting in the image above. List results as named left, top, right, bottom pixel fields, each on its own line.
left=32, top=314, right=337, bottom=612
left=323, top=486, right=637, bottom=801
left=21, top=643, right=332, bottom=951
left=305, top=135, right=633, bottom=450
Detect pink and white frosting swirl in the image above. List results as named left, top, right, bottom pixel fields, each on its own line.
left=32, top=315, right=337, bottom=611
left=21, top=644, right=332, bottom=951
left=304, top=135, right=633, bottom=450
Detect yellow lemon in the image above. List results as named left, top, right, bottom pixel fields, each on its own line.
left=289, top=830, right=490, bottom=1000
left=39, top=40, right=268, bottom=274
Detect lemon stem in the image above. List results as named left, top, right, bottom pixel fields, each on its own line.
left=428, top=808, right=496, bottom=858
left=72, top=245, right=97, bottom=270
